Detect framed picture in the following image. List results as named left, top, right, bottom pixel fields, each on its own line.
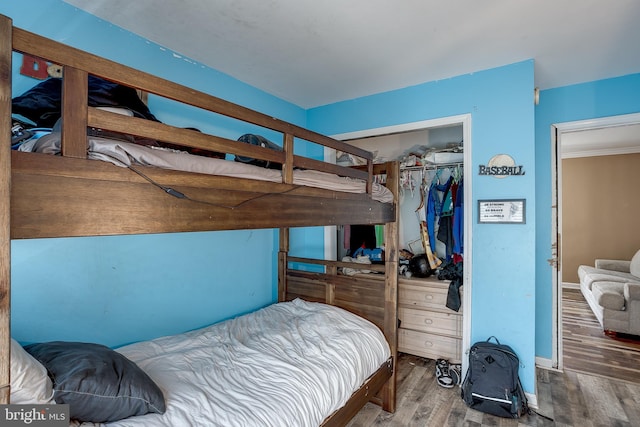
left=478, top=199, right=526, bottom=224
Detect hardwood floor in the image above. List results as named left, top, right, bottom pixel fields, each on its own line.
left=347, top=288, right=640, bottom=426
left=562, top=287, right=640, bottom=383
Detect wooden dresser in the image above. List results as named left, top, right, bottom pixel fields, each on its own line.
left=398, top=276, right=463, bottom=363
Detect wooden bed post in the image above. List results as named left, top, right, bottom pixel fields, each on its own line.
left=0, top=14, right=12, bottom=405
left=61, top=67, right=89, bottom=159
left=381, top=161, right=399, bottom=412
left=282, top=133, right=294, bottom=184
left=278, top=228, right=289, bottom=302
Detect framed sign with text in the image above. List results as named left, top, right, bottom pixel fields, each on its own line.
left=478, top=199, right=526, bottom=224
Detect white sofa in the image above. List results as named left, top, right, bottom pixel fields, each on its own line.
left=578, top=249, right=640, bottom=335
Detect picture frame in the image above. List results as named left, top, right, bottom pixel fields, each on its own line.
left=478, top=199, right=526, bottom=224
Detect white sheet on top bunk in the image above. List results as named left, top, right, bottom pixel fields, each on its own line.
left=29, top=134, right=393, bottom=203
left=80, top=298, right=390, bottom=427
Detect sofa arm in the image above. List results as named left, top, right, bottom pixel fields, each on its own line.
left=624, top=283, right=640, bottom=302
left=595, top=259, right=631, bottom=273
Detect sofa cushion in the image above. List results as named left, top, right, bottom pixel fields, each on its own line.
left=592, top=282, right=626, bottom=311
left=625, top=282, right=640, bottom=301
left=630, top=249, right=640, bottom=278
left=578, top=265, right=640, bottom=290
left=595, top=259, right=631, bottom=272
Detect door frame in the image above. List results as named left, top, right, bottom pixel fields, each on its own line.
left=324, top=113, right=473, bottom=372
left=551, top=112, right=640, bottom=369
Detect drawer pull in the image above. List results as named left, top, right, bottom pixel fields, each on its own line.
left=424, top=341, right=433, bottom=347
left=424, top=295, right=433, bottom=300
left=424, top=319, right=433, bottom=325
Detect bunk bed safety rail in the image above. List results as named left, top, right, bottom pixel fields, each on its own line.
left=7, top=17, right=375, bottom=194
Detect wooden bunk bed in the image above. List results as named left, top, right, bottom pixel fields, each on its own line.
left=0, top=14, right=399, bottom=426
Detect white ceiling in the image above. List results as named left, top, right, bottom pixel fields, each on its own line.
left=62, top=0, right=640, bottom=109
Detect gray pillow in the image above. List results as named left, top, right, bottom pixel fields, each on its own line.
left=25, top=341, right=166, bottom=423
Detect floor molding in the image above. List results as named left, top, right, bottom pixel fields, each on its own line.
left=562, top=281, right=580, bottom=290
left=535, top=356, right=554, bottom=370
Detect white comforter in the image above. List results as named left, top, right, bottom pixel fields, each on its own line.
left=87, top=299, right=390, bottom=427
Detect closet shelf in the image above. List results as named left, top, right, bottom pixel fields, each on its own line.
left=400, top=162, right=463, bottom=172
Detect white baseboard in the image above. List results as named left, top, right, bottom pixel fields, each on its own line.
left=562, top=282, right=580, bottom=290
left=535, top=356, right=554, bottom=370
left=526, top=391, right=538, bottom=409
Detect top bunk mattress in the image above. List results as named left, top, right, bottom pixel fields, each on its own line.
left=23, top=133, right=394, bottom=204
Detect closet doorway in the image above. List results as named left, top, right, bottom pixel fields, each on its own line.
left=551, top=112, right=640, bottom=370
left=324, top=114, right=472, bottom=371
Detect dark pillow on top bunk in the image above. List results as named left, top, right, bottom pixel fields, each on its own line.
left=25, top=341, right=165, bottom=423
left=12, top=75, right=159, bottom=128
left=235, top=133, right=282, bottom=169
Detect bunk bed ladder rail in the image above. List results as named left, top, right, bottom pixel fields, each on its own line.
left=0, top=14, right=12, bottom=405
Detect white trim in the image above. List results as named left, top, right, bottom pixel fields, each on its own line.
left=525, top=391, right=538, bottom=410
left=324, top=226, right=337, bottom=261
left=562, top=282, right=580, bottom=290
left=561, top=145, right=640, bottom=159
left=551, top=112, right=640, bottom=377
left=461, top=115, right=472, bottom=379
left=535, top=356, right=554, bottom=370
left=554, top=112, right=640, bottom=133
left=330, top=114, right=472, bottom=141
left=325, top=113, right=473, bottom=376
left=551, top=124, right=561, bottom=371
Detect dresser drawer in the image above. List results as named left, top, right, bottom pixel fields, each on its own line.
left=398, top=328, right=462, bottom=363
left=399, top=281, right=449, bottom=311
left=398, top=306, right=462, bottom=336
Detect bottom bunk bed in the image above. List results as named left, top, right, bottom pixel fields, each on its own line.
left=9, top=215, right=399, bottom=427
left=12, top=299, right=392, bottom=427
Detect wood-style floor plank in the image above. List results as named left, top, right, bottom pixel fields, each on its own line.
left=349, top=288, right=640, bottom=426
left=562, top=287, right=640, bottom=383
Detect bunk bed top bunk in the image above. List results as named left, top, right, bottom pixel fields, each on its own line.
left=0, top=13, right=399, bottom=426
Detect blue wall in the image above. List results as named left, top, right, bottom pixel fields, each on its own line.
left=6, top=0, right=640, bottom=398
left=2, top=1, right=307, bottom=347
left=309, top=61, right=538, bottom=393
left=534, top=73, right=640, bottom=359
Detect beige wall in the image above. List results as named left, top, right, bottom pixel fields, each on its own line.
left=562, top=153, right=640, bottom=283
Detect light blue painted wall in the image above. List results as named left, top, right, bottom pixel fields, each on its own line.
left=7, top=0, right=639, bottom=396
left=308, top=61, right=538, bottom=393
left=534, top=73, right=640, bottom=359
left=2, top=1, right=308, bottom=347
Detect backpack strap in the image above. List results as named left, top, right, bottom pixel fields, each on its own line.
left=487, top=336, right=501, bottom=345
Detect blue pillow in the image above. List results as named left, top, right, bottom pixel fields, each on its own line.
left=25, top=341, right=166, bottom=423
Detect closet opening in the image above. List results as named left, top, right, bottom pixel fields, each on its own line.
left=324, top=114, right=472, bottom=374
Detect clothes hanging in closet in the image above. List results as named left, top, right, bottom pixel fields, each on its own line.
left=426, top=173, right=447, bottom=252
left=425, top=168, right=464, bottom=262
left=435, top=177, right=452, bottom=261
left=452, top=179, right=464, bottom=256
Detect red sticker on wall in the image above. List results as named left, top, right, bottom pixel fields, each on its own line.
left=20, top=54, right=49, bottom=79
